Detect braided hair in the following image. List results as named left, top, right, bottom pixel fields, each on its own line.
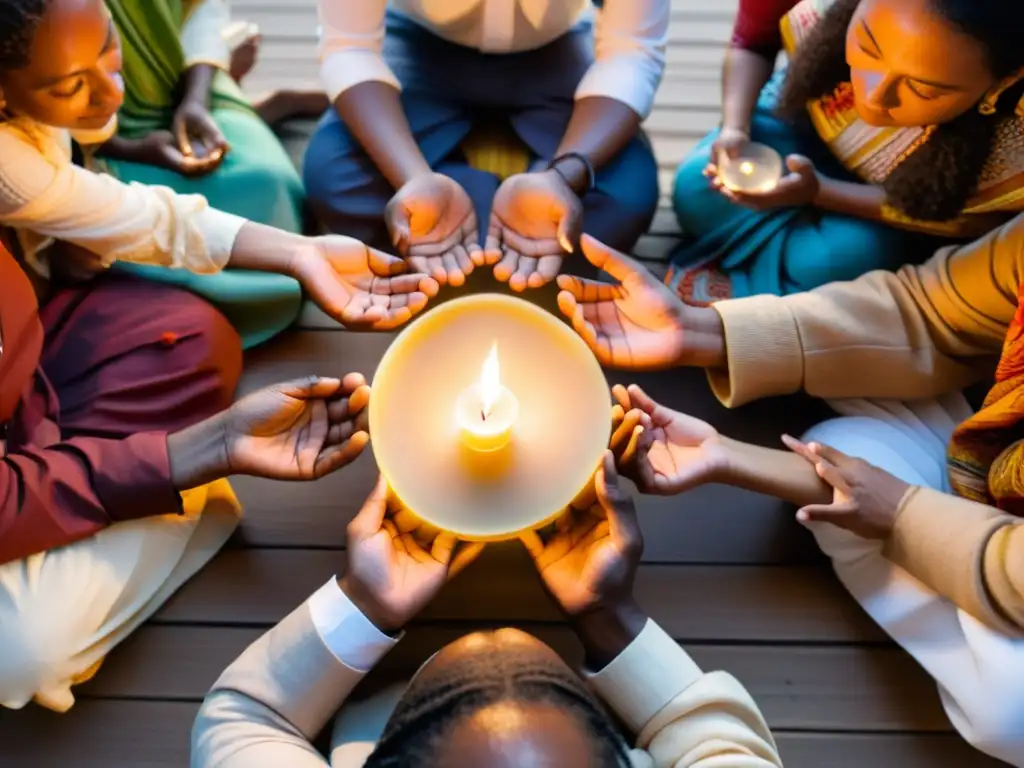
left=363, top=647, right=632, bottom=767
left=776, top=0, right=1024, bottom=222
left=0, top=0, right=47, bottom=71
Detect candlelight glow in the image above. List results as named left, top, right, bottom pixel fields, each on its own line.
left=479, top=342, right=500, bottom=419
left=739, top=161, right=755, bottom=175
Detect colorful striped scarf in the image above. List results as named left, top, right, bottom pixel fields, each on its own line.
left=948, top=282, right=1024, bottom=515
left=106, top=0, right=253, bottom=139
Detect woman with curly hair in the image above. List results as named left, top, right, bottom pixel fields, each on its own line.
left=667, top=0, right=1024, bottom=304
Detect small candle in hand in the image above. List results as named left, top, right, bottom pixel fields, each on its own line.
left=717, top=142, right=783, bottom=194
left=456, top=342, right=519, bottom=453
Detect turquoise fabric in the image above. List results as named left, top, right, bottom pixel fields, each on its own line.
left=668, top=73, right=950, bottom=299
left=107, top=109, right=305, bottom=349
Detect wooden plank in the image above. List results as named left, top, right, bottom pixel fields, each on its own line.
left=234, top=331, right=831, bottom=562
left=79, top=624, right=949, bottom=733
left=152, top=547, right=879, bottom=641
left=0, top=700, right=1002, bottom=768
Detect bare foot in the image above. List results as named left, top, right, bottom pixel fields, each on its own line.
left=252, top=89, right=331, bottom=126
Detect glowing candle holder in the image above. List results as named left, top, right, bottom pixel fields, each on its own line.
left=717, top=142, right=783, bottom=194
left=370, top=294, right=611, bottom=541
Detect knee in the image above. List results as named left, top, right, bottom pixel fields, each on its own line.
left=784, top=224, right=905, bottom=292
left=672, top=142, right=717, bottom=233
left=587, top=139, right=659, bottom=251
left=302, top=114, right=373, bottom=216
left=170, top=292, right=243, bottom=412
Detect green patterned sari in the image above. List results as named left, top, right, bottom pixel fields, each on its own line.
left=105, top=0, right=305, bottom=349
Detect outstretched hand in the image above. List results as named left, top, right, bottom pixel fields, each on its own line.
left=556, top=236, right=692, bottom=370
left=223, top=374, right=371, bottom=480
left=520, top=452, right=642, bottom=618
left=385, top=173, right=484, bottom=287
left=341, top=476, right=487, bottom=632
left=294, top=236, right=439, bottom=330
left=783, top=436, right=910, bottom=538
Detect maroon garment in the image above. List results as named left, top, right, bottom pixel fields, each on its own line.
left=0, top=246, right=242, bottom=564
left=731, top=0, right=799, bottom=57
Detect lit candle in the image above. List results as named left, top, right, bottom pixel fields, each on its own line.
left=455, top=342, right=519, bottom=453
left=717, top=142, right=783, bottom=194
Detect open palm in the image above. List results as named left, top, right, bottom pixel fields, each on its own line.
left=556, top=236, right=687, bottom=369
left=344, top=476, right=486, bottom=631
left=224, top=374, right=370, bottom=480
left=385, top=173, right=482, bottom=287
left=613, top=384, right=729, bottom=495
left=297, top=235, right=439, bottom=330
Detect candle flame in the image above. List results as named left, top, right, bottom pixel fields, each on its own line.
left=739, top=161, right=755, bottom=176
left=479, top=342, right=501, bottom=419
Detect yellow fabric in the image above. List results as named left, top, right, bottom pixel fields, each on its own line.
left=460, top=124, right=531, bottom=181
left=0, top=479, right=240, bottom=712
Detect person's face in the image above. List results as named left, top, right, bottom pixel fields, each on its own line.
left=414, top=629, right=612, bottom=768
left=845, top=0, right=996, bottom=127
left=0, top=0, right=124, bottom=130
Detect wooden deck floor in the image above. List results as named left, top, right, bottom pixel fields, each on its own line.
left=0, top=2, right=1010, bottom=766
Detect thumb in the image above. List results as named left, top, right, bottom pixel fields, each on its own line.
left=367, top=247, right=408, bottom=277
left=348, top=474, right=389, bottom=542
left=384, top=201, right=412, bottom=253
left=579, top=234, right=638, bottom=284
left=172, top=114, right=193, bottom=157
left=786, top=154, right=815, bottom=177
left=806, top=441, right=850, bottom=468
left=624, top=384, right=666, bottom=420
left=556, top=206, right=583, bottom=255
left=596, top=451, right=642, bottom=553
left=276, top=375, right=343, bottom=400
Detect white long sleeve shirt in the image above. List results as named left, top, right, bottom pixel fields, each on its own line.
left=317, top=0, right=670, bottom=119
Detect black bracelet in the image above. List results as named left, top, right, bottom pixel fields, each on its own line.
left=547, top=152, right=596, bottom=195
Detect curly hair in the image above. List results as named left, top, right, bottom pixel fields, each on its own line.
left=776, top=0, right=1024, bottom=222
left=362, top=647, right=632, bottom=768
left=0, top=0, right=47, bottom=71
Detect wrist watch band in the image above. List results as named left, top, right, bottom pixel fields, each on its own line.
left=547, top=152, right=596, bottom=195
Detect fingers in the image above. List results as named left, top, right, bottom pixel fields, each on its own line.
left=579, top=235, right=641, bottom=284
left=596, top=451, right=642, bottom=556
left=804, top=441, right=849, bottom=468
left=449, top=541, right=486, bottom=578
left=812, top=457, right=853, bottom=496
left=786, top=154, right=815, bottom=176
left=556, top=205, right=583, bottom=255
left=385, top=204, right=412, bottom=255
left=315, top=431, right=369, bottom=477
left=276, top=375, right=343, bottom=400
left=795, top=499, right=859, bottom=525
left=781, top=434, right=816, bottom=463
left=519, top=529, right=545, bottom=560
left=555, top=273, right=620, bottom=302
left=172, top=114, right=192, bottom=156
left=611, top=383, right=631, bottom=412
left=609, top=408, right=642, bottom=456
left=367, top=247, right=411, bottom=277
left=347, top=474, right=389, bottom=541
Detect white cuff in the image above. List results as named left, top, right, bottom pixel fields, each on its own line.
left=191, top=207, right=247, bottom=273
left=320, top=50, right=400, bottom=102
left=308, top=577, right=400, bottom=672
left=574, top=56, right=663, bottom=119
left=587, top=620, right=703, bottom=735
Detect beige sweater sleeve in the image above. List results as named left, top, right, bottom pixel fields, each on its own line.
left=0, top=123, right=244, bottom=272
left=707, top=214, right=1024, bottom=408
left=191, top=604, right=369, bottom=768
left=886, top=487, right=1024, bottom=631
left=589, top=620, right=783, bottom=767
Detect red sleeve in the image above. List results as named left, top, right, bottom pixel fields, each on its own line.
left=731, top=0, right=799, bottom=56
left=0, top=431, right=182, bottom=564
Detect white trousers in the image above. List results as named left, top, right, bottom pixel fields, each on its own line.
left=0, top=479, right=240, bottom=712
left=803, top=394, right=1024, bottom=766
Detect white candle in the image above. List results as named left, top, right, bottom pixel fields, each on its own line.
left=455, top=343, right=519, bottom=453
left=717, top=142, right=783, bottom=194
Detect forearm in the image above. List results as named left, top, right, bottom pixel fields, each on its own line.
left=721, top=438, right=832, bottom=508
left=332, top=82, right=429, bottom=189
left=166, top=415, right=229, bottom=492
left=550, top=97, right=642, bottom=193
left=180, top=63, right=217, bottom=108
left=224, top=221, right=309, bottom=275
left=95, top=135, right=144, bottom=162
left=720, top=48, right=773, bottom=133
left=813, top=176, right=887, bottom=222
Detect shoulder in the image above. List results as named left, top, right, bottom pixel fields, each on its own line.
left=0, top=121, right=66, bottom=211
